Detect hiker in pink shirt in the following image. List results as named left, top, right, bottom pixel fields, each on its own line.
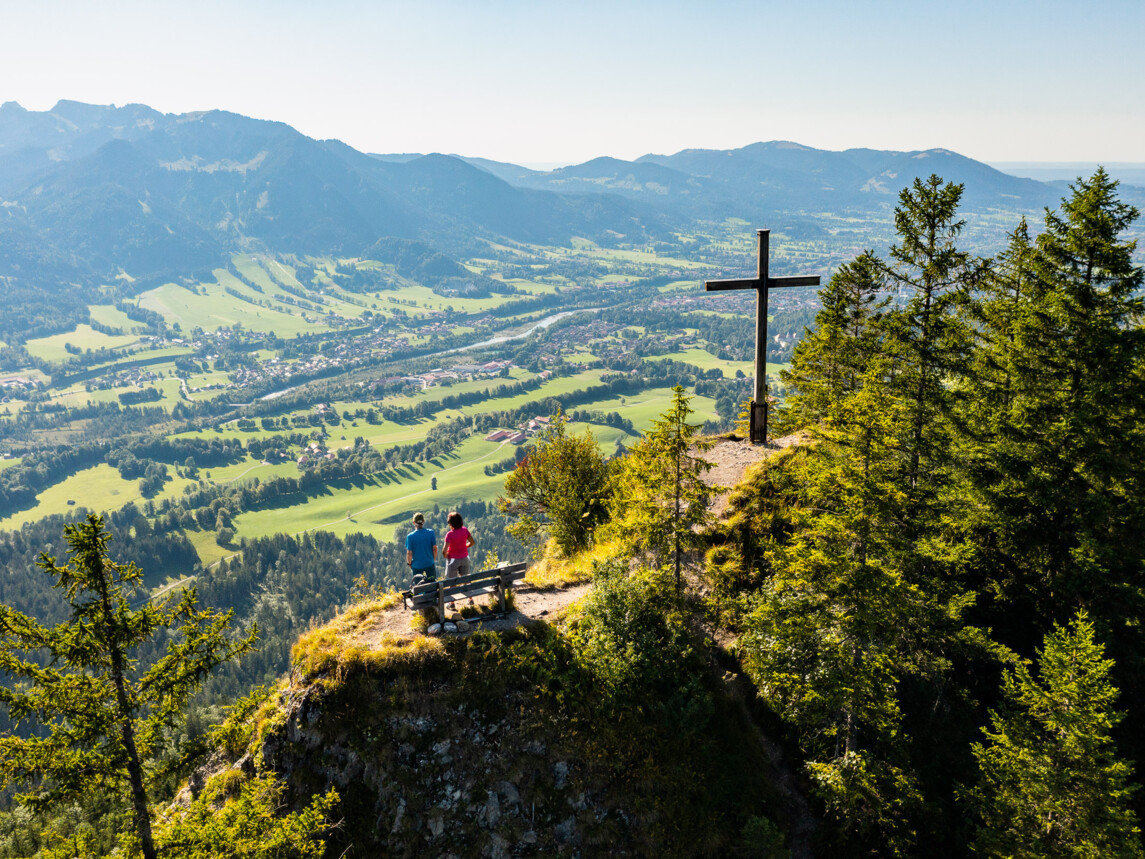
left=443, top=510, right=475, bottom=579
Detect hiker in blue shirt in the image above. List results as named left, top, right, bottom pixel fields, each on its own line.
left=405, top=512, right=438, bottom=582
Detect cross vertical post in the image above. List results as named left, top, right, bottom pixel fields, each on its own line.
left=705, top=229, right=820, bottom=445
left=753, top=229, right=769, bottom=442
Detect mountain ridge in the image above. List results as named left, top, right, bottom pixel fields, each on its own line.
left=2, top=99, right=1131, bottom=333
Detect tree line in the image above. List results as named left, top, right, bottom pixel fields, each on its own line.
left=711, top=170, right=1145, bottom=854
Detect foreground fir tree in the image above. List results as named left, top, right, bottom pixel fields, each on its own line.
left=780, top=250, right=888, bottom=432
left=741, top=364, right=925, bottom=854
left=0, top=515, right=256, bottom=859
left=603, top=386, right=712, bottom=589
left=958, top=170, right=1145, bottom=630
left=966, top=612, right=1142, bottom=857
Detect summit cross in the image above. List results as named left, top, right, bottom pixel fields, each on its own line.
left=705, top=229, right=820, bottom=445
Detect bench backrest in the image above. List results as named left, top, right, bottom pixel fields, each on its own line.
left=407, top=562, right=527, bottom=609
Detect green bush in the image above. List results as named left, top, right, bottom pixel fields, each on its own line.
left=567, top=560, right=711, bottom=729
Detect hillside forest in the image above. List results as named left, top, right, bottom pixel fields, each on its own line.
left=0, top=98, right=1143, bottom=857
left=0, top=168, right=1140, bottom=856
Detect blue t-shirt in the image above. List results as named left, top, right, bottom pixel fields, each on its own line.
left=406, top=526, right=436, bottom=569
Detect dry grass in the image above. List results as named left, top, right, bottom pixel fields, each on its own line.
left=291, top=603, right=446, bottom=686
left=526, top=539, right=624, bottom=589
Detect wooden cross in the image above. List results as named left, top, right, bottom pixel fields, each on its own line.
left=705, top=229, right=820, bottom=445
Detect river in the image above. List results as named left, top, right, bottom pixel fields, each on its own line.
left=258, top=308, right=596, bottom=401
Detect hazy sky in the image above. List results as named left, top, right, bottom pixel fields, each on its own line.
left=2, top=0, right=1141, bottom=166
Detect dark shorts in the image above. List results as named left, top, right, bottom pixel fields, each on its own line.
left=412, top=565, right=436, bottom=583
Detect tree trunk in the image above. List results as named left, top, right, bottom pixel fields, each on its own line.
left=96, top=566, right=156, bottom=859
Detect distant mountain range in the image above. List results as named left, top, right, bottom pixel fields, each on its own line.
left=1, top=99, right=1135, bottom=299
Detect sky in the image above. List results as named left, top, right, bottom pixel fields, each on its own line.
left=2, top=0, right=1142, bottom=167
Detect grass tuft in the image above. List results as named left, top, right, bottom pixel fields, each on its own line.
left=526, top=538, right=623, bottom=589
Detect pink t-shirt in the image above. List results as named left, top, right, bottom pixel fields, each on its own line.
left=444, top=527, right=471, bottom=559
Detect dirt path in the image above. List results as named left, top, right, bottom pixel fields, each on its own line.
left=360, top=581, right=593, bottom=643
left=699, top=433, right=804, bottom=518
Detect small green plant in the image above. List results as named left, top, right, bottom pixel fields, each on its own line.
left=152, top=775, right=338, bottom=858
left=741, top=815, right=789, bottom=857
left=209, top=685, right=274, bottom=758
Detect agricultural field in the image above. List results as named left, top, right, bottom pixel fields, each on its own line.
left=0, top=464, right=198, bottom=532
left=88, top=304, right=149, bottom=333
left=24, top=325, right=142, bottom=363
left=134, top=282, right=328, bottom=336
left=232, top=434, right=511, bottom=544
left=573, top=386, right=720, bottom=432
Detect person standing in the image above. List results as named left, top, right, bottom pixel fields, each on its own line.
left=443, top=510, right=476, bottom=579
left=405, top=512, right=437, bottom=583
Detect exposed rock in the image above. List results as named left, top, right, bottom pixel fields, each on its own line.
left=482, top=789, right=501, bottom=827
left=498, top=780, right=520, bottom=806
left=555, top=815, right=578, bottom=844
left=553, top=760, right=569, bottom=789
left=427, top=623, right=443, bottom=635
left=484, top=832, right=509, bottom=859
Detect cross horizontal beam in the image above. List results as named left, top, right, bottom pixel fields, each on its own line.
left=705, top=274, right=821, bottom=291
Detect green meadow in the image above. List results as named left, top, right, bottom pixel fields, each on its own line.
left=232, top=434, right=510, bottom=543
left=568, top=386, right=721, bottom=432
left=0, top=464, right=198, bottom=532
left=230, top=419, right=639, bottom=549
left=134, top=282, right=328, bottom=336
left=24, top=325, right=142, bottom=363
left=88, top=304, right=149, bottom=333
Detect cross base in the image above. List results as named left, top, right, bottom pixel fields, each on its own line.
left=749, top=401, right=767, bottom=445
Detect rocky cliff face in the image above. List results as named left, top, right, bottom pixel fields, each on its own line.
left=187, top=590, right=789, bottom=857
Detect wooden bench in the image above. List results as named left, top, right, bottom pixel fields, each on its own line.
left=402, top=562, right=528, bottom=620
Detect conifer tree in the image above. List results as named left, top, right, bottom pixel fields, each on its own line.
left=604, top=386, right=712, bottom=588
left=879, top=174, right=981, bottom=496
left=741, top=363, right=924, bottom=853
left=956, top=170, right=1145, bottom=629
left=0, top=515, right=256, bottom=859
left=780, top=251, right=888, bottom=432
left=967, top=612, right=1142, bottom=857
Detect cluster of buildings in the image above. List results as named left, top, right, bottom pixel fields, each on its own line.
left=0, top=376, right=38, bottom=398
left=296, top=440, right=337, bottom=466
left=84, top=366, right=166, bottom=394
left=484, top=414, right=552, bottom=445
left=405, top=360, right=513, bottom=391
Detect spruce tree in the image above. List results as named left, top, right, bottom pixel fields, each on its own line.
left=957, top=170, right=1145, bottom=630
left=0, top=515, right=255, bottom=859
left=604, top=386, right=712, bottom=588
left=741, top=362, right=924, bottom=853
left=967, top=612, right=1142, bottom=857
left=879, top=174, right=981, bottom=496
left=780, top=251, right=888, bottom=432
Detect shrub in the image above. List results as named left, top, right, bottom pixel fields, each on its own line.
left=566, top=561, right=710, bottom=729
